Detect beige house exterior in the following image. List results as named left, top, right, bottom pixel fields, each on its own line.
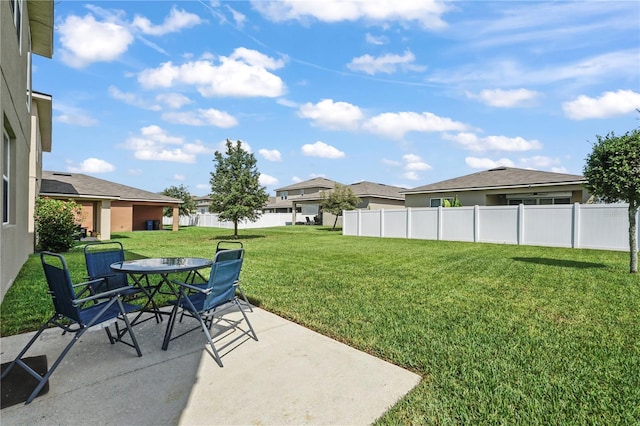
left=40, top=172, right=182, bottom=239
left=1, top=0, right=54, bottom=302
left=403, top=167, right=590, bottom=208
left=266, top=178, right=406, bottom=226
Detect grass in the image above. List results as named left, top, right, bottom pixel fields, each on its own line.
left=2, top=226, right=639, bottom=424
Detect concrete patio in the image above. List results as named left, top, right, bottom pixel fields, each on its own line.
left=0, top=307, right=421, bottom=425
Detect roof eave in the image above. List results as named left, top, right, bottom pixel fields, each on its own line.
left=28, top=0, right=54, bottom=58
left=402, top=181, right=587, bottom=195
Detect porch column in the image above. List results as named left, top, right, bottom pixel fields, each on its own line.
left=172, top=206, right=179, bottom=231
left=99, top=200, right=111, bottom=240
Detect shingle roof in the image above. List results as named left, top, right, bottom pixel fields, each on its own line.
left=403, top=167, right=586, bottom=194
left=40, top=171, right=181, bottom=203
left=348, top=181, right=405, bottom=200
left=275, top=177, right=338, bottom=192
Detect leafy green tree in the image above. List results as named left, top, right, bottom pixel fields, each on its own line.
left=161, top=184, right=195, bottom=217
left=584, top=129, right=640, bottom=273
left=209, top=139, right=269, bottom=238
left=35, top=197, right=82, bottom=252
left=321, top=183, right=361, bottom=229
left=442, top=196, right=462, bottom=207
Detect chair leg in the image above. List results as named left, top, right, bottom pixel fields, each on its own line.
left=236, top=286, right=253, bottom=312
left=0, top=320, right=51, bottom=382
left=198, top=314, right=224, bottom=367
left=236, top=300, right=259, bottom=342
left=116, top=299, right=142, bottom=357
left=162, top=303, right=181, bottom=351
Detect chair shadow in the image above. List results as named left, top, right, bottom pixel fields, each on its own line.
left=210, top=235, right=266, bottom=241
left=512, top=257, right=607, bottom=269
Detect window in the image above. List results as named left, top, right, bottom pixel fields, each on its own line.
left=430, top=197, right=454, bottom=207
left=280, top=191, right=288, bottom=200
left=11, top=0, right=23, bottom=50
left=3, top=128, right=11, bottom=224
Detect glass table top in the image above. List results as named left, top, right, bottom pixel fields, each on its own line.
left=110, top=257, right=212, bottom=274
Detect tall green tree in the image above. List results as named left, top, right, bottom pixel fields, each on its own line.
left=321, top=183, right=361, bottom=229
left=161, top=184, right=195, bottom=217
left=209, top=139, right=268, bottom=238
left=584, top=129, right=640, bottom=273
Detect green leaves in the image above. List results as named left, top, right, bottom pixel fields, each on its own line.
left=35, top=197, right=82, bottom=252
left=161, top=184, right=196, bottom=217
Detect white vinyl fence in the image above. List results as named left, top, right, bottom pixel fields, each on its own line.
left=343, top=204, right=638, bottom=252
left=163, top=213, right=291, bottom=229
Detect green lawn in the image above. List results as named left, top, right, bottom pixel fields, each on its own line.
left=2, top=226, right=639, bottom=424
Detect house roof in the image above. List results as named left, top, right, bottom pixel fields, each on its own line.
left=27, top=0, right=54, bottom=58
left=348, top=181, right=405, bottom=200
left=32, top=92, right=52, bottom=152
left=40, top=171, right=181, bottom=204
left=275, top=177, right=338, bottom=192
left=402, top=167, right=586, bottom=194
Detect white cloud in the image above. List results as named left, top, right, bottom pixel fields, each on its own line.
left=444, top=132, right=542, bottom=152
left=58, top=14, right=134, bottom=68
left=563, top=89, right=640, bottom=120
left=162, top=109, right=238, bottom=128
left=465, top=157, right=515, bottom=169
left=365, top=33, right=387, bottom=45
left=301, top=141, right=345, bottom=159
left=466, top=88, right=540, bottom=107
left=54, top=104, right=99, bottom=126
left=138, top=48, right=286, bottom=98
left=259, top=173, right=279, bottom=186
left=173, top=174, right=185, bottom=181
left=401, top=153, right=431, bottom=180
left=156, top=93, right=192, bottom=109
left=251, top=0, right=451, bottom=29
left=109, top=86, right=161, bottom=111
left=403, top=171, right=421, bottom=180
left=67, top=158, right=115, bottom=173
left=298, top=99, right=364, bottom=130
left=123, top=126, right=197, bottom=163
left=259, top=149, right=282, bottom=162
left=363, top=112, right=468, bottom=139
left=347, top=50, right=426, bottom=75
left=132, top=7, right=202, bottom=36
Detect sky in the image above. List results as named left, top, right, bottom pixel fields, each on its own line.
left=36, top=0, right=640, bottom=197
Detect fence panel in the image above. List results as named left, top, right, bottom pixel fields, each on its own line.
left=409, top=208, right=438, bottom=240
left=343, top=211, right=359, bottom=236
left=578, top=204, right=633, bottom=251
left=360, top=210, right=382, bottom=237
left=442, top=207, right=475, bottom=242
left=478, top=206, right=518, bottom=244
left=383, top=210, right=408, bottom=238
left=522, top=205, right=573, bottom=248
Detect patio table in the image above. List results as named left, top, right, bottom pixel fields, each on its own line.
left=110, top=257, right=213, bottom=320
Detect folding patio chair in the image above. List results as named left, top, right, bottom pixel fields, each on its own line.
left=84, top=241, right=160, bottom=324
left=1, top=252, right=142, bottom=404
left=162, top=249, right=258, bottom=367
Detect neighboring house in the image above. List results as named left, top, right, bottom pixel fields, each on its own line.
left=266, top=178, right=406, bottom=226
left=194, top=195, right=212, bottom=214
left=1, top=0, right=54, bottom=302
left=402, top=167, right=590, bottom=208
left=40, top=171, right=182, bottom=239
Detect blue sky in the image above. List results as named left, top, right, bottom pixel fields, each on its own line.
left=36, top=1, right=640, bottom=196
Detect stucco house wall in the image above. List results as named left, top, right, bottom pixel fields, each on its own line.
left=1, top=0, right=53, bottom=302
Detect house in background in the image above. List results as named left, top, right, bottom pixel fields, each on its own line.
left=1, top=0, right=54, bottom=302
left=265, top=178, right=406, bottom=226
left=40, top=171, right=182, bottom=240
left=402, top=167, right=590, bottom=208
left=194, top=195, right=212, bottom=214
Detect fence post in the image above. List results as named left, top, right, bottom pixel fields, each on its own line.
left=406, top=207, right=411, bottom=239
left=572, top=203, right=580, bottom=248
left=474, top=205, right=480, bottom=242
left=517, top=204, right=524, bottom=245
left=379, top=209, right=384, bottom=237
left=357, top=209, right=362, bottom=236
left=437, top=206, right=443, bottom=241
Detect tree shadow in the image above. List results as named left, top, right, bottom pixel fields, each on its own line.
left=512, top=257, right=608, bottom=269
left=210, top=234, right=266, bottom=241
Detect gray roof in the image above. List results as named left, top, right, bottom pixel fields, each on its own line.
left=275, top=177, right=338, bottom=192
left=348, top=181, right=405, bottom=200
left=40, top=171, right=181, bottom=203
left=403, top=167, right=586, bottom=194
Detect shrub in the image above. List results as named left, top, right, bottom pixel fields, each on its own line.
left=35, top=197, right=82, bottom=252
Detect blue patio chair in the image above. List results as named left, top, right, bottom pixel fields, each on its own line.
left=84, top=241, right=160, bottom=324
left=1, top=252, right=142, bottom=404
left=162, top=249, right=258, bottom=367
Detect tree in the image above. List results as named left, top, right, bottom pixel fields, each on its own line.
left=321, top=183, right=361, bottom=229
left=161, top=184, right=195, bottom=217
left=583, top=129, right=640, bottom=273
left=209, top=139, right=269, bottom=238
left=35, top=197, right=82, bottom=252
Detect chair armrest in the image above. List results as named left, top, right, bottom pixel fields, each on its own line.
left=171, top=280, right=212, bottom=294
left=73, top=285, right=138, bottom=305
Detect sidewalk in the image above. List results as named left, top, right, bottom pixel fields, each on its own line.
left=0, top=307, right=421, bottom=425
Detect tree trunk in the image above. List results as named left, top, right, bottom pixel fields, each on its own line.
left=333, top=215, right=339, bottom=229
left=234, top=220, right=239, bottom=239
left=629, top=199, right=638, bottom=273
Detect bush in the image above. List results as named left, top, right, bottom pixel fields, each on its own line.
left=35, top=197, right=82, bottom=252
